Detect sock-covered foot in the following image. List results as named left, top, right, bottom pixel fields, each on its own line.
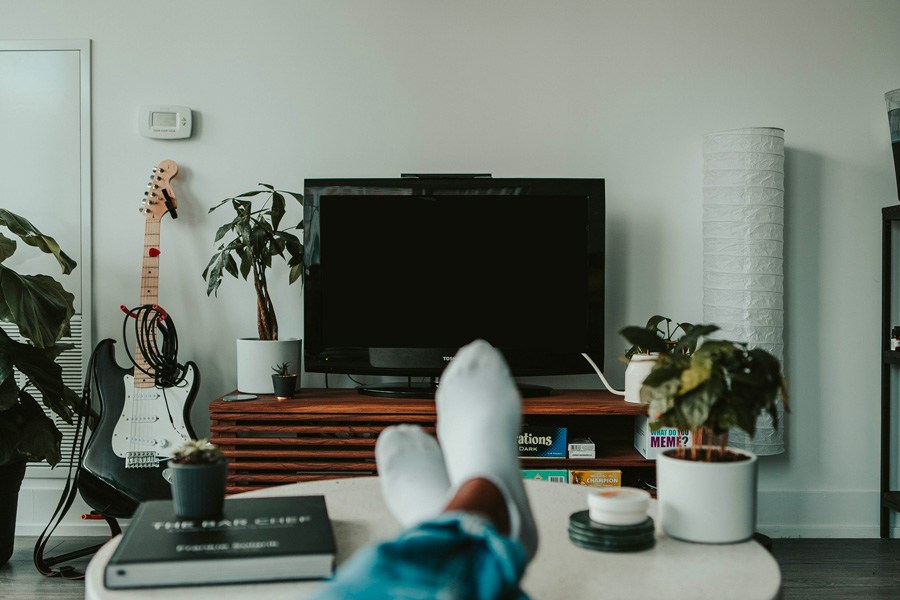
left=436, top=339, right=538, bottom=559
left=375, top=424, right=451, bottom=528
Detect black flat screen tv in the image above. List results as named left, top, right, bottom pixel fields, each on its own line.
left=303, top=176, right=604, bottom=397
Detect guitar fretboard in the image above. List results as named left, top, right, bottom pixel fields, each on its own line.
left=134, top=216, right=160, bottom=389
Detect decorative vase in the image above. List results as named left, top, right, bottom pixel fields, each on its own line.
left=624, top=354, right=658, bottom=404
left=656, top=447, right=758, bottom=543
left=0, top=459, right=27, bottom=566
left=272, top=373, right=298, bottom=399
left=167, top=460, right=229, bottom=520
left=236, top=338, right=301, bottom=394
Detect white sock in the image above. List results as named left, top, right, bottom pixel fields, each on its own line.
left=436, top=339, right=538, bottom=559
left=375, top=424, right=451, bottom=528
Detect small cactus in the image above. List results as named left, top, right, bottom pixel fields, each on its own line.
left=172, top=438, right=225, bottom=464
left=272, top=362, right=293, bottom=376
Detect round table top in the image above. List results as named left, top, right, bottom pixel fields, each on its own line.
left=85, top=477, right=781, bottom=600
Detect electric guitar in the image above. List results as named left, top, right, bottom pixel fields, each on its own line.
left=79, top=160, right=199, bottom=518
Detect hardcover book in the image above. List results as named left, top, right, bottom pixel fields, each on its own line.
left=105, top=495, right=336, bottom=589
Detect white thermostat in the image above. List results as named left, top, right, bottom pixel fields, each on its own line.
left=139, top=105, right=192, bottom=139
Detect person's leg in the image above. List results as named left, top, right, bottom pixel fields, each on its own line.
left=444, top=477, right=511, bottom=535
left=436, top=339, right=538, bottom=558
left=375, top=424, right=450, bottom=527
left=312, top=340, right=535, bottom=599
left=312, top=477, right=529, bottom=600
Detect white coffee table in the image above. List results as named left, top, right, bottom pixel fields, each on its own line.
left=85, top=477, right=781, bottom=599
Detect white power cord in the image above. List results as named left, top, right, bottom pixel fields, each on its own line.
left=581, top=353, right=625, bottom=395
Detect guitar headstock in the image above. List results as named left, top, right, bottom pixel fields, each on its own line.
left=141, top=159, right=179, bottom=220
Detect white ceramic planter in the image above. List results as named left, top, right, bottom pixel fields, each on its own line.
left=656, top=446, right=758, bottom=543
left=236, top=338, right=302, bottom=394
left=624, top=354, right=658, bottom=404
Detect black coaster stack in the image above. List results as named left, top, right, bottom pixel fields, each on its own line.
left=568, top=510, right=655, bottom=552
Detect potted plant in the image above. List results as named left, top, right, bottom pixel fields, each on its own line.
left=271, top=361, right=298, bottom=400
left=638, top=329, right=789, bottom=543
left=203, top=183, right=304, bottom=393
left=619, top=316, right=714, bottom=404
left=168, top=438, right=228, bottom=519
left=0, top=209, right=82, bottom=566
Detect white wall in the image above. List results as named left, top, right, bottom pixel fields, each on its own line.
left=3, top=0, right=899, bottom=537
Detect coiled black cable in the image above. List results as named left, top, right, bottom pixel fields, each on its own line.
left=121, top=304, right=189, bottom=388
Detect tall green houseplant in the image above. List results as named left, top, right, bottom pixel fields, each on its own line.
left=0, top=209, right=81, bottom=466
left=202, top=183, right=304, bottom=340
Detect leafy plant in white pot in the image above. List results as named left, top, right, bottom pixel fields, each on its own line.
left=639, top=327, right=788, bottom=543
left=620, top=316, right=713, bottom=404
left=203, top=184, right=304, bottom=393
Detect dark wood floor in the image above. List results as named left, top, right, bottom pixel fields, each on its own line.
left=3, top=537, right=899, bottom=599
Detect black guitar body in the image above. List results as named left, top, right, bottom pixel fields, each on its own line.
left=79, top=339, right=199, bottom=519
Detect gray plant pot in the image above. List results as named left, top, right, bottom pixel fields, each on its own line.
left=0, top=459, right=27, bottom=566
left=167, top=460, right=229, bottom=520
left=272, top=374, right=298, bottom=399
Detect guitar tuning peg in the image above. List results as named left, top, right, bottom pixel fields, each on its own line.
left=143, top=191, right=148, bottom=196
left=152, top=167, right=158, bottom=173
left=138, top=207, right=145, bottom=214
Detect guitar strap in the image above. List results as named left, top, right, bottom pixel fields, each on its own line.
left=33, top=340, right=122, bottom=580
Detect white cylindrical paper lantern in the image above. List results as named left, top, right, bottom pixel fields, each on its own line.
left=702, top=127, right=785, bottom=455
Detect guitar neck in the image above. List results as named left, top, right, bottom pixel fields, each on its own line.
left=134, top=217, right=161, bottom=388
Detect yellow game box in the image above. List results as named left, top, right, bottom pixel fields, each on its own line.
left=568, top=469, right=622, bottom=488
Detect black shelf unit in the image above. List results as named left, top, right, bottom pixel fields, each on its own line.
left=881, top=205, right=900, bottom=537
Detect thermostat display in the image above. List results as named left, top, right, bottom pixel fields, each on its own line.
left=139, top=105, right=192, bottom=139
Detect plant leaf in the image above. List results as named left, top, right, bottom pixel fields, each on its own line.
left=620, top=326, right=670, bottom=356
left=283, top=191, right=303, bottom=204
left=0, top=209, right=77, bottom=274
left=289, top=263, right=303, bottom=284
left=0, top=232, right=16, bottom=262
left=271, top=191, right=286, bottom=231
left=16, top=389, right=63, bottom=466
left=0, top=267, right=75, bottom=347
left=674, top=324, right=719, bottom=355
left=0, top=329, right=78, bottom=424
left=213, top=223, right=232, bottom=243
left=0, top=371, right=18, bottom=411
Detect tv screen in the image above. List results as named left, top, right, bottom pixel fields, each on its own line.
left=303, top=177, right=604, bottom=397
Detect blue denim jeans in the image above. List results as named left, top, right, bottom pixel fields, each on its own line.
left=310, top=512, right=530, bottom=600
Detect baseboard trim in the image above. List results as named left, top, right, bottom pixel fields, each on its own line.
left=757, top=489, right=896, bottom=538
left=16, top=478, right=125, bottom=537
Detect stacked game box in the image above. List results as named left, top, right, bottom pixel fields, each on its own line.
left=517, top=426, right=567, bottom=458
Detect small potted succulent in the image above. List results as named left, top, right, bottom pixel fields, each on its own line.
left=639, top=330, right=788, bottom=543
left=167, top=439, right=228, bottom=519
left=271, top=361, right=298, bottom=400
left=619, top=316, right=715, bottom=404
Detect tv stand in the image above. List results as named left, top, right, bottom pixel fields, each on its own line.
left=357, top=382, right=553, bottom=399
left=209, top=389, right=652, bottom=495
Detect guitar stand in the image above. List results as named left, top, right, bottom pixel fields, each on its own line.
left=33, top=343, right=122, bottom=580
left=35, top=515, right=121, bottom=579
